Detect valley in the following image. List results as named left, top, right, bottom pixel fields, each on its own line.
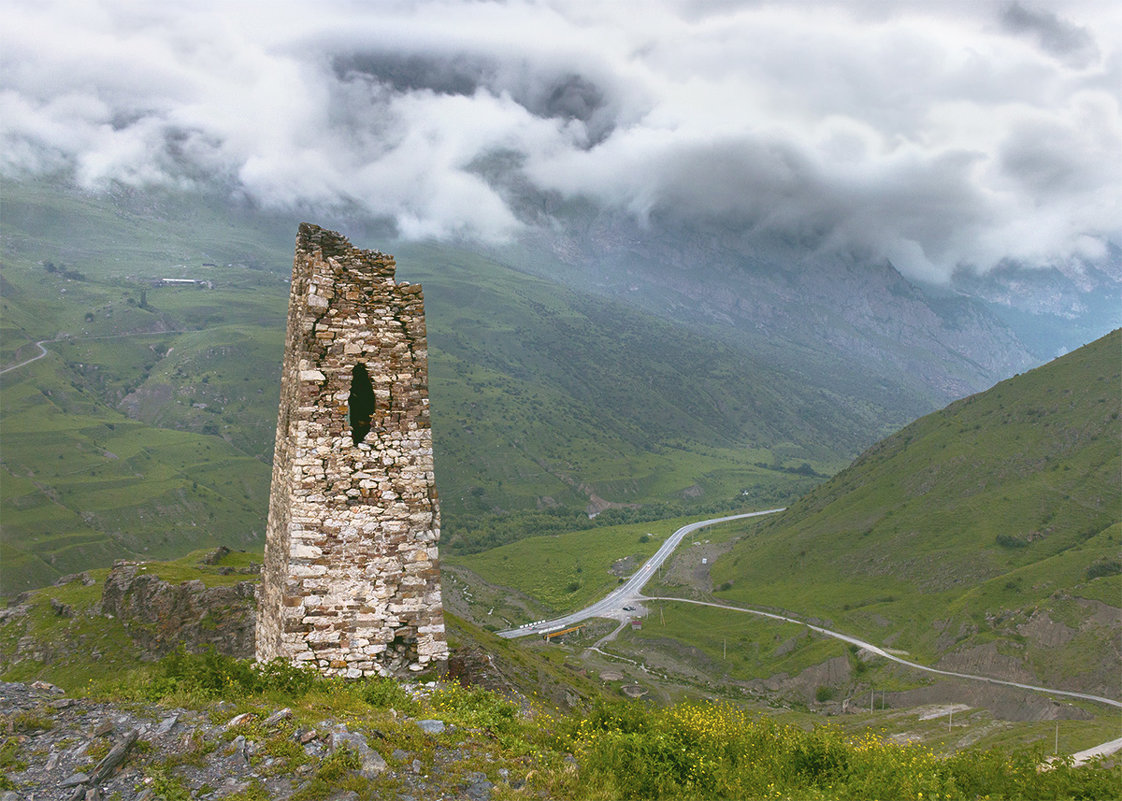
left=1, top=179, right=1119, bottom=780
left=498, top=509, right=787, bottom=639
left=440, top=334, right=1120, bottom=757
left=4, top=5, right=1121, bottom=795
left=1, top=179, right=862, bottom=594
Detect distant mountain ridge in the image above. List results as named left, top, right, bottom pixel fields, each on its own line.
left=508, top=207, right=1040, bottom=406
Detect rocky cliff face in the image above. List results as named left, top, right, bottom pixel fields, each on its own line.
left=98, top=561, right=257, bottom=659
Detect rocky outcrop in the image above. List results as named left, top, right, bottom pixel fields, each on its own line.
left=934, top=642, right=1036, bottom=686
left=99, top=562, right=257, bottom=658
left=0, top=681, right=500, bottom=801
left=884, top=681, right=1093, bottom=723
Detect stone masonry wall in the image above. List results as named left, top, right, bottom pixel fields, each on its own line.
left=256, top=223, right=447, bottom=677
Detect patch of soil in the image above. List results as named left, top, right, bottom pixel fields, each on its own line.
left=747, top=655, right=852, bottom=705
left=935, top=642, right=1035, bottom=685
left=886, top=680, right=1093, bottom=723
left=609, top=555, right=642, bottom=578
left=1017, top=610, right=1076, bottom=648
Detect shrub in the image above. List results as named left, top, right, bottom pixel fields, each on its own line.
left=142, top=649, right=323, bottom=702
left=9, top=711, right=55, bottom=733
left=557, top=700, right=1122, bottom=800
left=0, top=738, right=27, bottom=777
left=1086, top=559, right=1121, bottom=580
left=431, top=684, right=519, bottom=735
left=361, top=676, right=418, bottom=715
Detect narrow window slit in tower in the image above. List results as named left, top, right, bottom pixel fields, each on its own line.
left=349, top=363, right=376, bottom=445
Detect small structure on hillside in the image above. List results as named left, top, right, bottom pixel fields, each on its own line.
left=256, top=223, right=447, bottom=677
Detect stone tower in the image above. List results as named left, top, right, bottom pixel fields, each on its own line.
left=256, top=223, right=447, bottom=677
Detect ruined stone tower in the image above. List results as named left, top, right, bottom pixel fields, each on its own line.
left=256, top=223, right=447, bottom=676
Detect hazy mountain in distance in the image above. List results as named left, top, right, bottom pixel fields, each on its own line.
left=501, top=203, right=1039, bottom=408
left=948, top=251, right=1122, bottom=361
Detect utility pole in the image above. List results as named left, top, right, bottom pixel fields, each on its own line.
left=723, top=638, right=727, bottom=659
left=870, top=688, right=874, bottom=713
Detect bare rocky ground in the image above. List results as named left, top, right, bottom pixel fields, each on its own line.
left=1, top=681, right=506, bottom=801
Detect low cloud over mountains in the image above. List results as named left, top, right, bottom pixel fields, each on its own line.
left=2, top=0, right=1119, bottom=283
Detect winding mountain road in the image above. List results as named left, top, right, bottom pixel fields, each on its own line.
left=0, top=339, right=53, bottom=375
left=497, top=508, right=786, bottom=639
left=0, top=330, right=189, bottom=377
left=498, top=507, right=1122, bottom=761
left=641, top=595, right=1122, bottom=711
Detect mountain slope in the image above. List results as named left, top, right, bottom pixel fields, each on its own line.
left=710, top=330, right=1121, bottom=696
left=508, top=208, right=1037, bottom=407
left=0, top=180, right=859, bottom=591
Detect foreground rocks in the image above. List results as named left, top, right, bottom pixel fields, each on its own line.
left=0, top=682, right=511, bottom=800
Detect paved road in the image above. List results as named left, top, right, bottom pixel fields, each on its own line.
left=498, top=506, right=1122, bottom=761
left=497, top=508, right=785, bottom=639
left=1068, top=735, right=1122, bottom=766
left=0, top=339, right=53, bottom=375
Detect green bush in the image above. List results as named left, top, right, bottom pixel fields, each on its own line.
left=1085, top=559, right=1121, bottom=580
left=559, top=700, right=1122, bottom=800
left=254, top=658, right=321, bottom=696
left=360, top=675, right=418, bottom=715
left=430, top=684, right=519, bottom=736
left=142, top=649, right=323, bottom=701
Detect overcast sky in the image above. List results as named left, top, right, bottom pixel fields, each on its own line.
left=2, top=0, right=1119, bottom=282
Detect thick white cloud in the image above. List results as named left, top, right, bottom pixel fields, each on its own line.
left=1, top=0, right=1119, bottom=281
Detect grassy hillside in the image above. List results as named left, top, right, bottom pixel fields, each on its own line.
left=2, top=554, right=1118, bottom=801
left=708, top=330, right=1121, bottom=695
left=0, top=183, right=288, bottom=593
left=1, top=178, right=865, bottom=592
